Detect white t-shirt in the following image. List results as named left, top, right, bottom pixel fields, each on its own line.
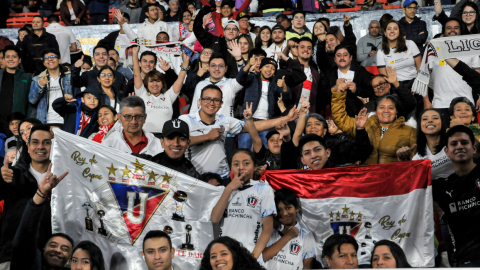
left=135, top=84, right=179, bottom=133
left=337, top=69, right=355, bottom=82
left=47, top=76, right=64, bottom=124
left=220, top=179, right=277, bottom=252
left=115, top=33, right=133, bottom=64
left=69, top=8, right=76, bottom=20
left=429, top=56, right=480, bottom=108
left=412, top=146, right=455, bottom=180
left=45, top=23, right=76, bottom=64
left=190, top=77, right=243, bottom=118
left=265, top=223, right=316, bottom=270
left=377, top=40, right=420, bottom=82
left=29, top=164, right=47, bottom=185
left=253, top=81, right=269, bottom=120
left=179, top=112, right=244, bottom=178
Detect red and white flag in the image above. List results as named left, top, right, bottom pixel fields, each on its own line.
left=265, top=160, right=434, bottom=267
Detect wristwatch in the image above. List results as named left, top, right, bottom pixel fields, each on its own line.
left=181, top=66, right=190, bottom=71
left=236, top=58, right=244, bottom=63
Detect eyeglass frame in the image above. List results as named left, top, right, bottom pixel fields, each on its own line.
left=201, top=97, right=222, bottom=104
left=121, top=114, right=145, bottom=122
left=372, top=81, right=389, bottom=90
left=463, top=11, right=476, bottom=16
left=99, top=73, right=114, bottom=77
left=44, top=55, right=59, bottom=61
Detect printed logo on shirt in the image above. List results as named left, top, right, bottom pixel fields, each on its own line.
left=390, top=61, right=395, bottom=65
left=116, top=45, right=121, bottom=50
left=451, top=196, right=480, bottom=212
left=476, top=179, right=480, bottom=190
left=232, top=197, right=242, bottom=206
left=146, top=101, right=169, bottom=110
left=449, top=202, right=457, bottom=213
left=289, top=240, right=302, bottom=256
left=246, top=195, right=259, bottom=208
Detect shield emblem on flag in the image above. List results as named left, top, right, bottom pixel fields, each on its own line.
left=476, top=179, right=480, bottom=189
left=246, top=195, right=259, bottom=208
left=290, top=242, right=301, bottom=255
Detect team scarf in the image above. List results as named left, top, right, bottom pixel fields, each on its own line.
left=92, top=122, right=115, bottom=143
left=129, top=40, right=183, bottom=55
left=412, top=34, right=480, bottom=97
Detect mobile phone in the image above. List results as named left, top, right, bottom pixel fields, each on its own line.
left=181, top=44, right=195, bottom=58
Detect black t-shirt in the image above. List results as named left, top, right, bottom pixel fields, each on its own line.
left=433, top=165, right=480, bottom=264
left=255, top=144, right=282, bottom=170
left=0, top=72, right=15, bottom=135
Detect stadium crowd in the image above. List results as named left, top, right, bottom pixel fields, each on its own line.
left=1, top=0, right=480, bottom=269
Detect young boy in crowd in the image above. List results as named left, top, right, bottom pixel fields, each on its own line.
left=4, top=113, right=25, bottom=154
left=52, top=88, right=101, bottom=138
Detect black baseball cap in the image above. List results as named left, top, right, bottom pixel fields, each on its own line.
left=162, top=119, right=190, bottom=139
left=266, top=130, right=280, bottom=140
left=221, top=1, right=233, bottom=8
left=271, top=24, right=286, bottom=33
left=236, top=12, right=250, bottom=21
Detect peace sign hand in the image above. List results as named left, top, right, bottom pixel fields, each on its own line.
left=158, top=56, right=171, bottom=71
left=243, top=102, right=253, bottom=120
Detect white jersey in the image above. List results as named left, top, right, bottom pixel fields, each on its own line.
left=412, top=146, right=455, bottom=180
left=115, top=24, right=137, bottom=63
left=137, top=18, right=173, bottom=46
left=220, top=179, right=277, bottom=252
left=377, top=40, right=420, bottom=82
left=189, top=77, right=243, bottom=118
left=179, top=112, right=244, bottom=178
left=45, top=23, right=76, bottom=64
left=135, top=84, right=178, bottom=133
left=265, top=223, right=316, bottom=270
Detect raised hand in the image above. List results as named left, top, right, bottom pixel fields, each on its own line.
left=396, top=144, right=417, bottom=162
left=227, top=40, right=242, bottom=59
left=74, top=55, right=84, bottom=68
left=357, top=96, right=370, bottom=105
left=157, top=56, right=171, bottom=71
left=38, top=163, right=69, bottom=196
left=287, top=107, right=300, bottom=121
left=115, top=9, right=125, bottom=25
left=300, top=95, right=310, bottom=113
left=385, top=66, right=398, bottom=85
left=197, top=62, right=209, bottom=77
left=181, top=51, right=191, bottom=69
left=272, top=51, right=287, bottom=61
left=227, top=170, right=248, bottom=191
left=354, top=108, right=368, bottom=129
left=39, top=74, right=48, bottom=88
left=249, top=56, right=256, bottom=67
left=1, top=158, right=13, bottom=183
left=344, top=14, right=351, bottom=25
left=243, top=102, right=253, bottom=120
left=275, top=120, right=290, bottom=140
left=132, top=45, right=139, bottom=55
left=203, top=13, right=212, bottom=27
left=277, top=76, right=286, bottom=88
left=64, top=94, right=76, bottom=103
left=128, top=92, right=136, bottom=97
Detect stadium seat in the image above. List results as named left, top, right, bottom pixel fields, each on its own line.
left=356, top=0, right=365, bottom=5
left=326, top=5, right=361, bottom=12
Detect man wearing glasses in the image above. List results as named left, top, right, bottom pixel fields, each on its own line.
left=286, top=11, right=312, bottom=41
left=399, top=0, right=428, bottom=54
left=103, top=96, right=164, bottom=156
left=29, top=48, right=73, bottom=130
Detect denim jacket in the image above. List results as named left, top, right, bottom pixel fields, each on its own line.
left=29, top=68, right=73, bottom=124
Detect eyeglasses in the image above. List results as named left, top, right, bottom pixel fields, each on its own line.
left=225, top=27, right=238, bottom=32
left=405, top=6, right=418, bottom=10
left=44, top=55, right=58, bottom=61
left=463, top=11, right=476, bottom=16
left=122, top=114, right=145, bottom=122
left=201, top=97, right=222, bottom=104
left=373, top=81, right=388, bottom=90
left=202, top=51, right=213, bottom=56
left=99, top=73, right=114, bottom=77
left=157, top=37, right=169, bottom=42
left=20, top=124, right=33, bottom=135
left=210, top=64, right=225, bottom=69
left=293, top=16, right=305, bottom=20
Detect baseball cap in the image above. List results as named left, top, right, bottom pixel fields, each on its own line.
left=266, top=130, right=280, bottom=140
left=259, top=58, right=278, bottom=71
left=162, top=119, right=190, bottom=139
left=236, top=12, right=250, bottom=21
left=403, top=0, right=418, bottom=7
left=271, top=24, right=286, bottom=33
left=221, top=1, right=233, bottom=8
left=224, top=20, right=240, bottom=30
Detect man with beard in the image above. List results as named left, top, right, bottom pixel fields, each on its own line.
left=118, top=0, right=142, bottom=23
left=265, top=25, right=288, bottom=63
left=319, top=44, right=373, bottom=117
left=1, top=125, right=71, bottom=269
left=424, top=18, right=480, bottom=123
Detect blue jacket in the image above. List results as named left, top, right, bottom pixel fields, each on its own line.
left=84, top=0, right=109, bottom=15
left=237, top=68, right=292, bottom=118
left=29, top=68, right=73, bottom=124
left=52, top=87, right=100, bottom=138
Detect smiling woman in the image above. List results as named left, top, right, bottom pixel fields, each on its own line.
left=71, top=241, right=106, bottom=270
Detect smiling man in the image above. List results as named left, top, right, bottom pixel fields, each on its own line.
left=399, top=0, right=427, bottom=55
left=433, top=125, right=480, bottom=267
left=143, top=230, right=182, bottom=270
left=298, top=134, right=333, bottom=170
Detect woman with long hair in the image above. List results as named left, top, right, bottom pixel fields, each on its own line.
left=59, top=0, right=87, bottom=26
left=255, top=26, right=272, bottom=50
left=14, top=118, right=43, bottom=164
left=88, top=105, right=120, bottom=143
left=96, top=66, right=122, bottom=111
left=180, top=10, right=193, bottom=40
left=263, top=188, right=315, bottom=269
left=312, top=20, right=328, bottom=45
left=132, top=46, right=190, bottom=136
left=200, top=236, right=265, bottom=270
left=71, top=241, right=106, bottom=270
left=434, top=0, right=480, bottom=34
left=398, top=109, right=454, bottom=179
left=238, top=35, right=254, bottom=63
left=370, top=240, right=412, bottom=268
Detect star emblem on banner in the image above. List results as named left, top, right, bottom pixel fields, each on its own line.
left=121, top=165, right=131, bottom=178
left=357, top=212, right=363, bottom=218
left=329, top=211, right=334, bottom=218
left=106, top=163, right=117, bottom=176
left=336, top=211, right=341, bottom=218
left=147, top=170, right=159, bottom=181
left=349, top=211, right=355, bottom=218
left=131, top=158, right=145, bottom=174
left=342, top=205, right=349, bottom=213
left=436, top=46, right=440, bottom=50
left=161, top=172, right=172, bottom=184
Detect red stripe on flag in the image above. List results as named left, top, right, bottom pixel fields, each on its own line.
left=265, top=160, right=431, bottom=199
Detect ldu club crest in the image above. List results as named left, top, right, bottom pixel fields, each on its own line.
left=329, top=205, right=363, bottom=237
left=289, top=241, right=302, bottom=255
left=109, top=182, right=169, bottom=244
left=247, top=195, right=259, bottom=208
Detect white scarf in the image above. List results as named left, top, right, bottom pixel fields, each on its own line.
left=412, top=34, right=480, bottom=97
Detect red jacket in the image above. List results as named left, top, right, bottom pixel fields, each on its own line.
left=200, top=0, right=252, bottom=37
